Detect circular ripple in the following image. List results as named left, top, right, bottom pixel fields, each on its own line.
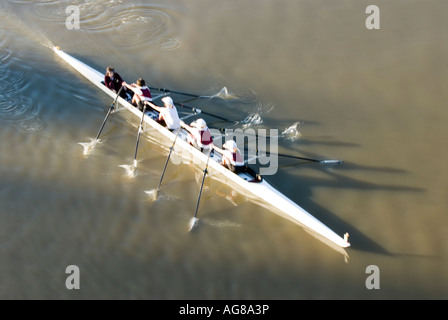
left=157, top=36, right=181, bottom=51
left=0, top=71, right=26, bottom=95
left=82, top=4, right=173, bottom=48
left=0, top=96, right=38, bottom=121
left=5, top=1, right=178, bottom=50
left=0, top=95, right=44, bottom=131
left=0, top=47, right=13, bottom=66
left=5, top=0, right=65, bottom=24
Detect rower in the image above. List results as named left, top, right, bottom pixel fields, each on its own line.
left=122, top=78, right=152, bottom=111
left=213, top=140, right=246, bottom=174
left=104, top=67, right=132, bottom=101
left=182, top=118, right=213, bottom=152
left=146, top=96, right=181, bottom=131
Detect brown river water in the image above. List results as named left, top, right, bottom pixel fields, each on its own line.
left=1, top=0, right=448, bottom=299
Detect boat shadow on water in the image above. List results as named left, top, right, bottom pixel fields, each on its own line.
left=272, top=160, right=426, bottom=257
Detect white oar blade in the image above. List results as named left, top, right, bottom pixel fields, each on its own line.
left=320, top=160, right=343, bottom=164
left=189, top=217, right=199, bottom=232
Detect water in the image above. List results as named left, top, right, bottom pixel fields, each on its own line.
left=1, top=0, right=448, bottom=299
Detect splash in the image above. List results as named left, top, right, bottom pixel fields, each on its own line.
left=144, top=189, right=158, bottom=201
left=119, top=164, right=136, bottom=178
left=242, top=113, right=263, bottom=129
left=198, top=87, right=238, bottom=100
left=78, top=138, right=99, bottom=156
left=208, top=87, right=238, bottom=100
left=281, top=121, right=303, bottom=141
left=240, top=102, right=276, bottom=129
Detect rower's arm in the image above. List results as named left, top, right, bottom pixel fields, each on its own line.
left=146, top=101, right=161, bottom=112
left=122, top=82, right=133, bottom=91
left=180, top=121, right=192, bottom=133
left=212, top=145, right=224, bottom=155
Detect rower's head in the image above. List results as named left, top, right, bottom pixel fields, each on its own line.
left=136, top=78, right=146, bottom=87
left=106, top=66, right=115, bottom=76
left=224, top=140, right=237, bottom=151
left=196, top=118, right=207, bottom=130
left=162, top=96, right=174, bottom=108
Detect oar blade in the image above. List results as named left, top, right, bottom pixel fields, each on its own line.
left=320, top=159, right=343, bottom=164
left=189, top=217, right=199, bottom=232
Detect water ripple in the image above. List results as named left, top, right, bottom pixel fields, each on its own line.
left=0, top=95, right=44, bottom=131
left=81, top=4, right=175, bottom=49
left=7, top=0, right=179, bottom=50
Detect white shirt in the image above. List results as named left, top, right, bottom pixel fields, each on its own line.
left=160, top=106, right=180, bottom=130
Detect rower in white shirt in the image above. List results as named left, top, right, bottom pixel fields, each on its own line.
left=146, top=96, right=181, bottom=131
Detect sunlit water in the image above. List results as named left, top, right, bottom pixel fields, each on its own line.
left=1, top=0, right=448, bottom=299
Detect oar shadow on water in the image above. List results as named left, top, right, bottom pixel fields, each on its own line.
left=187, top=216, right=243, bottom=233
left=279, top=158, right=410, bottom=175
left=274, top=167, right=425, bottom=255
left=144, top=188, right=183, bottom=203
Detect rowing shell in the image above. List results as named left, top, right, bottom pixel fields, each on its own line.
left=53, top=46, right=350, bottom=251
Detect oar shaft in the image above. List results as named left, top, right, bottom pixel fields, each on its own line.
left=193, top=169, right=207, bottom=219
left=193, top=151, right=212, bottom=219
left=157, top=129, right=181, bottom=190
left=276, top=153, right=341, bottom=164
left=244, top=148, right=341, bottom=164
left=276, top=153, right=320, bottom=162
left=95, top=86, right=124, bottom=140
left=133, top=105, right=147, bottom=164
left=147, top=87, right=200, bottom=99
left=95, top=107, right=113, bottom=140
left=175, top=102, right=233, bottom=123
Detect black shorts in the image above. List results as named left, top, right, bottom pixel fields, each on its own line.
left=225, top=163, right=246, bottom=174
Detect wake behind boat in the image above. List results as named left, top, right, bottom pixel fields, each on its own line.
left=52, top=46, right=350, bottom=253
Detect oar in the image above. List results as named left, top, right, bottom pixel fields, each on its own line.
left=189, top=150, right=212, bottom=231
left=175, top=102, right=235, bottom=123
left=244, top=148, right=342, bottom=164
left=147, top=86, right=202, bottom=99
left=95, top=86, right=124, bottom=141
left=155, top=128, right=181, bottom=196
left=133, top=104, right=147, bottom=167
left=276, top=153, right=342, bottom=164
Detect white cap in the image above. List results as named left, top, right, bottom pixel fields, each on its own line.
left=223, top=140, right=237, bottom=150
left=162, top=96, right=174, bottom=106
left=195, top=118, right=207, bottom=130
